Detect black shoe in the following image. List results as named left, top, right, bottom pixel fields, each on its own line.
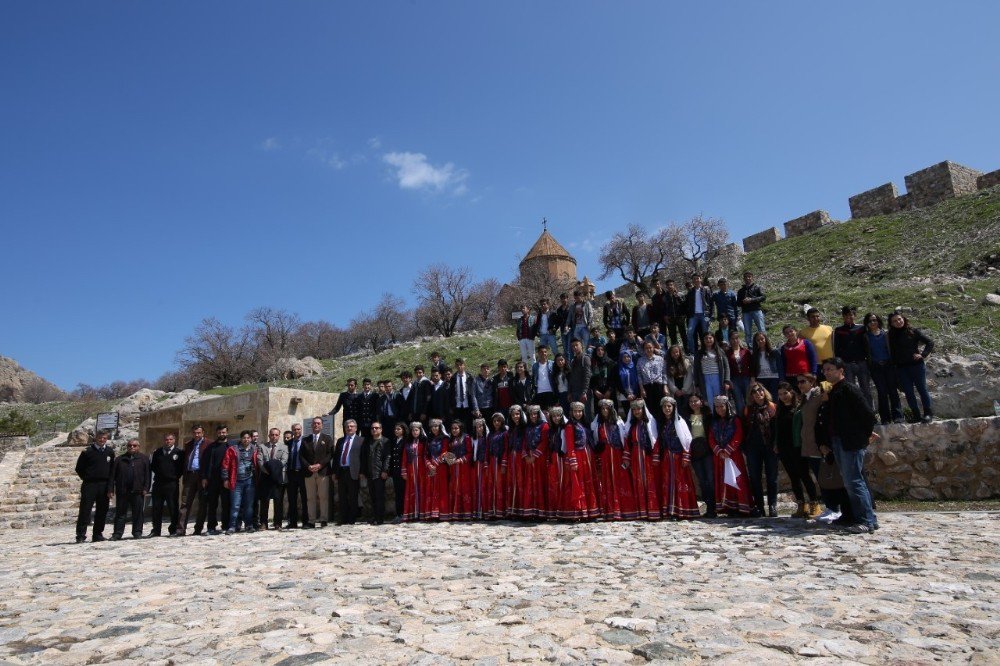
left=921, top=414, right=934, bottom=424
left=304, top=523, right=316, bottom=529
left=320, top=521, right=328, bottom=528
left=146, top=533, right=161, bottom=538
left=749, top=509, right=762, bottom=518
left=109, top=535, right=122, bottom=541
left=207, top=529, right=220, bottom=536
left=768, top=505, right=778, bottom=518
left=75, top=536, right=86, bottom=543
left=704, top=511, right=717, bottom=519
left=832, top=515, right=854, bottom=526
left=92, top=535, right=106, bottom=542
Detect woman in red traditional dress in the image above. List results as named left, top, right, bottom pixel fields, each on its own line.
left=547, top=406, right=585, bottom=520
left=506, top=405, right=528, bottom=518
left=568, top=402, right=601, bottom=519
left=591, top=399, right=635, bottom=520
left=624, top=400, right=660, bottom=520
left=400, top=422, right=428, bottom=522
left=708, top=395, right=753, bottom=516
left=423, top=419, right=451, bottom=520
left=484, top=413, right=509, bottom=519
left=446, top=420, right=475, bottom=521
left=470, top=418, right=490, bottom=520
left=522, top=405, right=548, bottom=520
left=657, top=396, right=699, bottom=519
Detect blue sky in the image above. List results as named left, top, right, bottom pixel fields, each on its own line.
left=3, top=1, right=999, bottom=390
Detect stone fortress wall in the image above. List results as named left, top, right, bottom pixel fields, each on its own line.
left=741, top=160, right=1000, bottom=252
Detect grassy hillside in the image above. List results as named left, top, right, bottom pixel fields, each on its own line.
left=743, top=186, right=1000, bottom=357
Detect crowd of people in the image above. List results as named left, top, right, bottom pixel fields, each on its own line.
left=73, top=271, right=938, bottom=541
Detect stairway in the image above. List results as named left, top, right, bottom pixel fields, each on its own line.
left=0, top=437, right=80, bottom=530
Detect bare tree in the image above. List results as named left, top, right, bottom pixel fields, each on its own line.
left=598, top=224, right=675, bottom=292
left=412, top=264, right=474, bottom=337
left=20, top=377, right=66, bottom=403
left=463, top=278, right=505, bottom=329
left=670, top=215, right=732, bottom=280
left=374, top=293, right=406, bottom=344
left=245, top=307, right=301, bottom=362
left=176, top=317, right=263, bottom=389
left=292, top=320, right=353, bottom=359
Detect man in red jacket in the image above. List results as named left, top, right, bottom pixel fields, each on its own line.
left=222, top=430, right=260, bottom=535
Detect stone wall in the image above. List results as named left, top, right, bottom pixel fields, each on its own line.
left=783, top=210, right=835, bottom=238
left=866, top=417, right=999, bottom=500
left=742, top=227, right=781, bottom=252
left=978, top=169, right=1000, bottom=190
left=848, top=183, right=899, bottom=219
left=904, top=161, right=983, bottom=209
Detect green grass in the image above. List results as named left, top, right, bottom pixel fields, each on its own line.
left=742, top=186, right=1000, bottom=355
left=0, top=399, right=117, bottom=440
left=204, top=328, right=522, bottom=396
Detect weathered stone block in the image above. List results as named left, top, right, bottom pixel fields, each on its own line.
left=977, top=168, right=1000, bottom=190
left=784, top=210, right=835, bottom=238
left=904, top=161, right=983, bottom=209
left=849, top=182, right=899, bottom=219
left=742, top=227, right=782, bottom=252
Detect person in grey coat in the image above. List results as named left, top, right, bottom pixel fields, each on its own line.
left=256, top=427, right=289, bottom=530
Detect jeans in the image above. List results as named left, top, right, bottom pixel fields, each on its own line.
left=870, top=362, right=903, bottom=423
left=777, top=447, right=817, bottom=503
left=690, top=453, right=715, bottom=515
left=844, top=361, right=873, bottom=411
left=730, top=376, right=750, bottom=415
left=701, top=373, right=721, bottom=406
left=742, top=434, right=778, bottom=511
left=539, top=333, right=558, bottom=355
left=518, top=338, right=535, bottom=365
left=897, top=362, right=933, bottom=420
left=831, top=436, right=876, bottom=528
left=229, top=477, right=255, bottom=530
left=570, top=325, right=590, bottom=358
left=686, top=313, right=710, bottom=352
left=742, top=310, right=766, bottom=339
left=561, top=332, right=571, bottom=357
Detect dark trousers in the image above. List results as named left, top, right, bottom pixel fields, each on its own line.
left=286, top=471, right=308, bottom=527
left=664, top=316, right=686, bottom=351
left=257, top=480, right=285, bottom=527
left=642, top=384, right=665, bottom=414
left=743, top=442, right=779, bottom=511
left=452, top=407, right=473, bottom=433
left=690, top=454, right=716, bottom=515
left=776, top=448, right=817, bottom=503
left=535, top=392, right=557, bottom=409
left=897, top=362, right=933, bottom=420
left=369, top=476, right=386, bottom=524
left=205, top=481, right=230, bottom=531
left=150, top=481, right=179, bottom=535
left=336, top=469, right=360, bottom=524
left=870, top=362, right=903, bottom=423
left=179, top=472, right=205, bottom=534
left=392, top=475, right=405, bottom=518
left=76, top=480, right=110, bottom=539
left=844, top=361, right=873, bottom=411
left=113, top=492, right=145, bottom=538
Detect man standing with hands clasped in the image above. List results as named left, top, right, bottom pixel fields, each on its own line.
left=110, top=439, right=151, bottom=540
left=257, top=427, right=289, bottom=530
left=301, top=416, right=333, bottom=528
left=74, top=429, right=115, bottom=543
left=149, top=433, right=184, bottom=537
left=366, top=421, right=392, bottom=525
left=333, top=419, right=367, bottom=526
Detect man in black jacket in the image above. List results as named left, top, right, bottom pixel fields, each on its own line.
left=357, top=379, right=379, bottom=437
left=450, top=358, right=475, bottom=432
left=110, top=439, right=151, bottom=540
left=329, top=379, right=360, bottom=431
left=660, top=279, right=687, bottom=351
left=366, top=421, right=392, bottom=524
left=823, top=357, right=879, bottom=534
left=833, top=306, right=873, bottom=409
left=149, top=433, right=184, bottom=537
left=332, top=420, right=367, bottom=525
left=377, top=379, right=404, bottom=437
left=737, top=271, right=767, bottom=338
left=201, top=425, right=231, bottom=535
left=74, top=429, right=115, bottom=543
left=301, top=416, right=334, bottom=527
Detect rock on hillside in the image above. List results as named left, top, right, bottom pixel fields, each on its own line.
left=926, top=353, right=1000, bottom=420
left=0, top=356, right=63, bottom=403
left=265, top=356, right=324, bottom=381
left=66, top=388, right=210, bottom=447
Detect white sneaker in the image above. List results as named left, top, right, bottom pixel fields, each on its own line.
left=816, top=509, right=841, bottom=524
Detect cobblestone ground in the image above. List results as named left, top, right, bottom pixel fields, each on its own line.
left=0, top=513, right=997, bottom=664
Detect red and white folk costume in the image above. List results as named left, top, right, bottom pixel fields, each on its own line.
left=446, top=423, right=475, bottom=521
left=547, top=407, right=586, bottom=520
left=423, top=420, right=451, bottom=520
left=567, top=402, right=601, bottom=519
left=400, top=422, right=428, bottom=522
left=522, top=405, right=549, bottom=520
left=591, top=399, right=635, bottom=520
left=506, top=405, right=530, bottom=518
left=708, top=398, right=753, bottom=516
left=470, top=418, right=491, bottom=520
left=656, top=397, right=699, bottom=519
left=624, top=400, right=661, bottom=520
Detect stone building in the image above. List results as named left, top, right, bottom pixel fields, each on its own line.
left=137, top=387, right=342, bottom=453
left=518, top=227, right=578, bottom=284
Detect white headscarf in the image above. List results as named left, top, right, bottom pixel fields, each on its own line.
left=624, top=399, right=658, bottom=445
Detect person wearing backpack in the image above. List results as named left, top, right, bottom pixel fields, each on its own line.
left=822, top=357, right=879, bottom=534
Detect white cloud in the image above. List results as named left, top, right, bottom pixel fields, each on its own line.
left=382, top=151, right=468, bottom=194
left=368, top=136, right=382, bottom=150
left=307, top=145, right=347, bottom=170
left=259, top=137, right=281, bottom=151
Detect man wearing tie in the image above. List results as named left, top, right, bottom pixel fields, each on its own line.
left=178, top=424, right=209, bottom=536
left=451, top=358, right=475, bottom=433
left=300, top=417, right=334, bottom=528
left=332, top=419, right=367, bottom=526
left=285, top=423, right=309, bottom=529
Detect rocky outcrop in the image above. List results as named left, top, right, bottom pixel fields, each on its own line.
left=0, top=356, right=63, bottom=403
left=925, top=353, right=999, bottom=419
left=65, top=388, right=209, bottom=448
left=265, top=356, right=325, bottom=381
left=867, top=417, right=999, bottom=500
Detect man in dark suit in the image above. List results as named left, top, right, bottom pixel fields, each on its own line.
left=450, top=358, right=475, bottom=432
left=300, top=416, right=334, bottom=527
left=332, top=419, right=368, bottom=525
left=201, top=425, right=231, bottom=535
left=110, top=439, right=151, bottom=540
left=378, top=379, right=404, bottom=436
left=285, top=423, right=308, bottom=528
left=357, top=378, right=379, bottom=437
left=178, top=424, right=210, bottom=536
left=149, top=432, right=184, bottom=537
left=408, top=366, right=433, bottom=424
left=427, top=368, right=451, bottom=422
left=568, top=338, right=592, bottom=419
left=329, top=379, right=360, bottom=431
left=365, top=421, right=392, bottom=524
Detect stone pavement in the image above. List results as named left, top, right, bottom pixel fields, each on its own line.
left=0, top=513, right=997, bottom=664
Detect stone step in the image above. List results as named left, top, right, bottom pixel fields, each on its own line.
left=1, top=510, right=79, bottom=530
left=0, top=500, right=79, bottom=514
